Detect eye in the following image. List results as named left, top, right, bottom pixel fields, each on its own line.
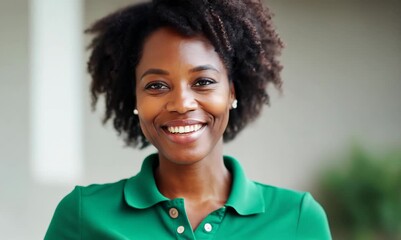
left=144, top=81, right=169, bottom=90
left=193, top=78, right=216, bottom=87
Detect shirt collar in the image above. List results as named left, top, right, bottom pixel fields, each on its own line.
left=223, top=155, right=265, bottom=215
left=124, top=154, right=169, bottom=209
left=124, top=154, right=265, bottom=215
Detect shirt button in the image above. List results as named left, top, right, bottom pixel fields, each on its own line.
left=204, top=223, right=212, bottom=232
left=169, top=208, right=179, bottom=218
left=177, top=225, right=185, bottom=234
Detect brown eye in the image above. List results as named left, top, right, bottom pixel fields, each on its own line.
left=193, top=78, right=216, bottom=87
left=144, top=82, right=169, bottom=90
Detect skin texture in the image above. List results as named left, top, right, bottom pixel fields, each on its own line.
left=135, top=27, right=235, bottom=229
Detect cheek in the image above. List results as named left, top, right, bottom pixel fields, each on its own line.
left=202, top=93, right=231, bottom=119
left=136, top=95, right=163, bottom=138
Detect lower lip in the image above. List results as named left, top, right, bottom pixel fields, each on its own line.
left=163, top=125, right=206, bottom=144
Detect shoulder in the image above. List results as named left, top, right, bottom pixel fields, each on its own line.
left=255, top=182, right=305, bottom=202
left=62, top=179, right=129, bottom=210
left=45, top=186, right=83, bottom=239
left=44, top=179, right=129, bottom=239
left=49, top=178, right=128, bottom=211
left=79, top=179, right=127, bottom=197
left=254, top=182, right=306, bottom=212
left=296, top=191, right=332, bottom=239
left=61, top=179, right=128, bottom=204
left=254, top=183, right=332, bottom=239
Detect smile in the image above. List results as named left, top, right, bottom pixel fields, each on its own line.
left=166, top=124, right=203, bottom=134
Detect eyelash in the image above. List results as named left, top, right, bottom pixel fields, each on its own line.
left=144, top=82, right=168, bottom=90
left=143, top=78, right=217, bottom=92
left=193, top=78, right=216, bottom=87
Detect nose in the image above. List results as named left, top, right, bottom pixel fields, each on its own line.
left=166, top=86, right=198, bottom=114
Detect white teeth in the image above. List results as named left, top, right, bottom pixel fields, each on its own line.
left=167, top=124, right=203, bottom=134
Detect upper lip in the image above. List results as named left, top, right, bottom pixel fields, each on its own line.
left=162, top=119, right=207, bottom=127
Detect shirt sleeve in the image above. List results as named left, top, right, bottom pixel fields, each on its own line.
left=296, top=192, right=332, bottom=240
left=44, top=186, right=81, bottom=240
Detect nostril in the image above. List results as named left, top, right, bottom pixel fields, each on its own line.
left=166, top=94, right=198, bottom=113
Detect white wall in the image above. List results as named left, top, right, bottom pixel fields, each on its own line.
left=0, top=0, right=400, bottom=239
left=0, top=0, right=31, bottom=238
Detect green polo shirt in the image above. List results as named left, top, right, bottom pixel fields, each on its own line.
left=45, top=154, right=331, bottom=239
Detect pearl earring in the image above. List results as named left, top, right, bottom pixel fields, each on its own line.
left=133, top=109, right=138, bottom=115
left=231, top=99, right=238, bottom=109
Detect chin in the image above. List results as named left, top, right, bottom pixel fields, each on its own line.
left=159, top=146, right=213, bottom=165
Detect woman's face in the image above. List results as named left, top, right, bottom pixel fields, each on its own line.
left=135, top=27, right=235, bottom=165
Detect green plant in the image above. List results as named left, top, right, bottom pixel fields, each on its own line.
left=318, top=145, right=401, bottom=240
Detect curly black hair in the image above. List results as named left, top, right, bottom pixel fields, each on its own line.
left=86, top=0, right=283, bottom=149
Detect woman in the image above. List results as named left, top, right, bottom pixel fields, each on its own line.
left=45, top=0, right=331, bottom=239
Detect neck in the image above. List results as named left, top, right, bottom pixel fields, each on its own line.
left=155, top=150, right=231, bottom=203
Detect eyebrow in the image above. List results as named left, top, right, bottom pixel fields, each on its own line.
left=140, top=65, right=220, bottom=80
left=140, top=69, right=169, bottom=80
left=189, top=65, right=220, bottom=73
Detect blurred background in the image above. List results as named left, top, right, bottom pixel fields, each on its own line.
left=1, top=0, right=400, bottom=239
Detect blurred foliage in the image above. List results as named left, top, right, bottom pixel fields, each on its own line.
left=318, top=145, right=401, bottom=240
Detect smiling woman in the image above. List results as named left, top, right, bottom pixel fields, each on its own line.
left=45, top=0, right=332, bottom=239
left=136, top=28, right=233, bottom=166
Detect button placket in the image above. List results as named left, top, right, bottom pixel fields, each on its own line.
left=194, top=206, right=226, bottom=238
left=169, top=207, right=179, bottom=219
left=204, top=223, right=212, bottom=232
left=165, top=199, right=194, bottom=239
left=177, top=225, right=185, bottom=234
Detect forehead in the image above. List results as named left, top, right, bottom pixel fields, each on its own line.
left=136, top=27, right=226, bottom=73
